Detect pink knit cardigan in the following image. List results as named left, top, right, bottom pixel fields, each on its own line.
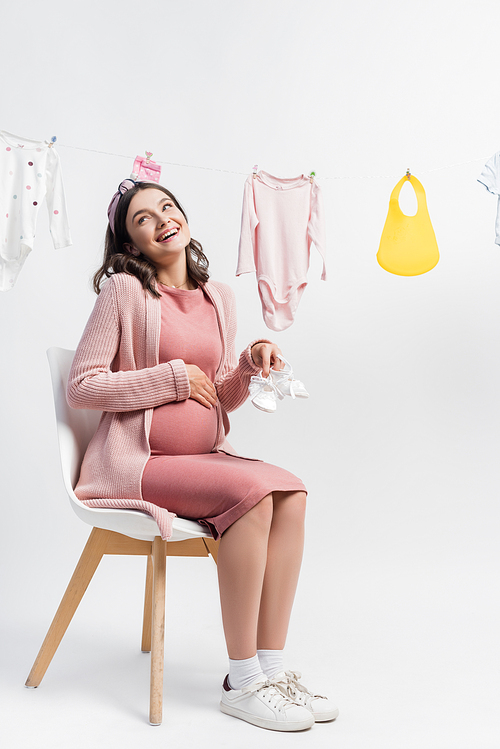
left=67, top=273, right=266, bottom=539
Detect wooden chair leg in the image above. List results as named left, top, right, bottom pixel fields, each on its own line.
left=141, top=555, right=153, bottom=653
left=149, top=536, right=167, bottom=726
left=25, top=527, right=110, bottom=688
left=203, top=537, right=219, bottom=565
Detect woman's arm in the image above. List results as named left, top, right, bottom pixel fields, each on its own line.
left=67, top=280, right=190, bottom=411
left=214, top=286, right=280, bottom=413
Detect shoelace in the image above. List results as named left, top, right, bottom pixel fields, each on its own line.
left=248, top=373, right=282, bottom=401
left=269, top=368, right=297, bottom=399
left=242, top=678, right=300, bottom=712
left=274, top=671, right=327, bottom=701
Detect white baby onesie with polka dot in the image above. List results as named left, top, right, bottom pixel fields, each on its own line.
left=0, top=130, right=72, bottom=291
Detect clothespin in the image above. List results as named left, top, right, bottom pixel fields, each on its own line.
left=145, top=150, right=153, bottom=164
left=48, top=136, right=57, bottom=148
left=406, top=168, right=411, bottom=180
left=253, top=164, right=258, bottom=179
left=309, top=171, right=316, bottom=184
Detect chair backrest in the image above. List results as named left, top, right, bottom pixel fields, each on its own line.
left=46, top=346, right=211, bottom=541
left=47, top=347, right=102, bottom=494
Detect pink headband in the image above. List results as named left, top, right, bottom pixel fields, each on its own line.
left=107, top=178, right=137, bottom=234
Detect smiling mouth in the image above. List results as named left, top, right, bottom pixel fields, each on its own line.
left=157, top=228, right=179, bottom=242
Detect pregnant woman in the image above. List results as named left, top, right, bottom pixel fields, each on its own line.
left=67, top=179, right=337, bottom=731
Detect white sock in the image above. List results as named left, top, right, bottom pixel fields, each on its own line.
left=228, top=655, right=266, bottom=691
left=257, top=649, right=284, bottom=678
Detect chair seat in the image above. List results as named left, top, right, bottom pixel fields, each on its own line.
left=71, top=500, right=212, bottom=543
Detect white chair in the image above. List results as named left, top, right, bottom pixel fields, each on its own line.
left=25, top=347, right=219, bottom=725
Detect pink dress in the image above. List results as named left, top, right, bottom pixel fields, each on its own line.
left=141, top=283, right=306, bottom=539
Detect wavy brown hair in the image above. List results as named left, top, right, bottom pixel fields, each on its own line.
left=93, top=182, right=210, bottom=297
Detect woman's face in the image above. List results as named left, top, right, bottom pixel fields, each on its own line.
left=125, top=188, right=191, bottom=268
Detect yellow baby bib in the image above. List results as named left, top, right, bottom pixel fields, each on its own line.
left=377, top=175, right=439, bottom=276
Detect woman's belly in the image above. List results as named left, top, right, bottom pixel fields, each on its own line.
left=148, top=399, right=219, bottom=456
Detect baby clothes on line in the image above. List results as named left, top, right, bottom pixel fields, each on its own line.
left=478, top=152, right=500, bottom=245
left=0, top=130, right=72, bottom=290
left=236, top=170, right=327, bottom=332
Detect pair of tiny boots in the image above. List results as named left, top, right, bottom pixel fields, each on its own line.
left=249, top=357, right=309, bottom=413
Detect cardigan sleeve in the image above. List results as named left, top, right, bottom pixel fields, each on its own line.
left=214, top=284, right=271, bottom=412
left=67, top=280, right=190, bottom=412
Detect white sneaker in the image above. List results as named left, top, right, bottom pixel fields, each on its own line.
left=220, top=675, right=315, bottom=731
left=270, top=357, right=309, bottom=400
left=273, top=670, right=339, bottom=722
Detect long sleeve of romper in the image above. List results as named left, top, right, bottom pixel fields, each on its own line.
left=309, top=180, right=327, bottom=281
left=236, top=177, right=259, bottom=275
left=478, top=153, right=500, bottom=196
left=45, top=146, right=72, bottom=249
left=67, top=278, right=190, bottom=411
left=478, top=153, right=500, bottom=246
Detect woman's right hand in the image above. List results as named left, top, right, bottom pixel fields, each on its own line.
left=185, top=364, right=217, bottom=409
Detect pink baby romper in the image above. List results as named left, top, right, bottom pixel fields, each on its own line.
left=237, top=170, right=327, bottom=331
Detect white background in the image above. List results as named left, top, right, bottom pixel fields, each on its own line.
left=1, top=1, right=500, bottom=747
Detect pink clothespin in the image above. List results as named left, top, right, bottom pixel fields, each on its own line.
left=253, top=164, right=258, bottom=179
left=145, top=150, right=153, bottom=164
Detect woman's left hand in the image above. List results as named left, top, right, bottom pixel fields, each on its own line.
left=251, top=342, right=283, bottom=378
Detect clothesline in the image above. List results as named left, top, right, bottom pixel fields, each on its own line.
left=58, top=142, right=488, bottom=181
left=2, top=126, right=496, bottom=294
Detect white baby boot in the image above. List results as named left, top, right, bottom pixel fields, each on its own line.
left=270, top=356, right=309, bottom=400
left=249, top=372, right=279, bottom=413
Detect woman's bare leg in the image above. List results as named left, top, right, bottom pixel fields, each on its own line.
left=217, top=494, right=273, bottom=659
left=217, top=490, right=306, bottom=660
left=257, top=491, right=306, bottom=650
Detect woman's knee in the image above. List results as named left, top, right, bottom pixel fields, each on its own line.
left=273, top=490, right=307, bottom=522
